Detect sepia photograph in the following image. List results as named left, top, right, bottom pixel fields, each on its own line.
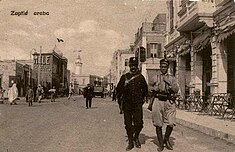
left=1, top=0, right=235, bottom=151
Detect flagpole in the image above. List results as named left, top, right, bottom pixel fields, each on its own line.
left=38, top=46, right=42, bottom=85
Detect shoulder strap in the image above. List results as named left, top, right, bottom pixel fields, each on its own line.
left=124, top=74, right=141, bottom=86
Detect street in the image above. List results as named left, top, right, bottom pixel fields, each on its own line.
left=1, top=96, right=235, bottom=152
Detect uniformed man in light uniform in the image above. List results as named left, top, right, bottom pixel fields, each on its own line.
left=148, top=58, right=179, bottom=151
left=116, top=57, right=148, bottom=151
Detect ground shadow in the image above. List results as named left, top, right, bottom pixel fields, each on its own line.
left=86, top=106, right=98, bottom=109
left=139, top=133, right=176, bottom=147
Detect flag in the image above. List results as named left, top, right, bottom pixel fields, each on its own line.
left=57, top=38, right=64, bottom=42
left=73, top=49, right=82, bottom=53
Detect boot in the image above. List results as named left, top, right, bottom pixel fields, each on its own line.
left=163, top=125, right=173, bottom=150
left=133, top=131, right=141, bottom=148
left=156, top=126, right=164, bottom=152
left=126, top=133, right=134, bottom=151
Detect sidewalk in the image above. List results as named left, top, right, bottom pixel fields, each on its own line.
left=143, top=103, right=235, bottom=144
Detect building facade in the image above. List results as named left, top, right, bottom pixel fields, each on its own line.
left=133, top=14, right=166, bottom=84
left=0, top=60, right=31, bottom=97
left=213, top=0, right=235, bottom=98
left=165, top=0, right=235, bottom=99
left=32, top=48, right=68, bottom=92
left=110, top=48, right=135, bottom=85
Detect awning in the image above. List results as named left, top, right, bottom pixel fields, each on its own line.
left=217, top=23, right=235, bottom=43
left=192, top=33, right=211, bottom=52
left=178, top=44, right=190, bottom=56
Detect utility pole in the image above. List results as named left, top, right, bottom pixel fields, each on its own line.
left=38, top=46, right=42, bottom=85
left=29, top=50, right=31, bottom=85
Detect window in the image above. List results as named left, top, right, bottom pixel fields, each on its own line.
left=150, top=43, right=157, bottom=58
left=149, top=43, right=162, bottom=58
left=169, top=0, right=174, bottom=33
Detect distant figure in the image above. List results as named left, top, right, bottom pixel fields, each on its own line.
left=83, top=84, right=94, bottom=109
left=8, top=83, right=18, bottom=105
left=49, top=86, right=56, bottom=102
left=68, top=83, right=76, bottom=101
left=36, top=84, right=44, bottom=103
left=33, top=85, right=37, bottom=102
left=0, top=87, right=5, bottom=100
left=0, top=87, right=4, bottom=104
left=112, top=86, right=117, bottom=101
left=26, top=85, right=34, bottom=107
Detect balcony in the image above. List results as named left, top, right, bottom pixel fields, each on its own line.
left=177, top=0, right=216, bottom=32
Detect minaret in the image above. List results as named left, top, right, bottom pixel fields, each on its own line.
left=75, top=54, right=82, bottom=75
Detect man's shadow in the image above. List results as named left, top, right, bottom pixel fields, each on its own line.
left=139, top=133, right=176, bottom=147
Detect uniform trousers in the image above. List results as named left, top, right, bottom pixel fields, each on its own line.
left=152, top=98, right=176, bottom=127
left=123, top=104, right=143, bottom=137
left=86, top=98, right=92, bottom=108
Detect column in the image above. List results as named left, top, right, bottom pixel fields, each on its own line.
left=177, top=55, right=186, bottom=96
left=189, top=50, right=195, bottom=94
left=217, top=42, right=227, bottom=93
left=210, top=36, right=218, bottom=94
left=194, top=52, right=203, bottom=94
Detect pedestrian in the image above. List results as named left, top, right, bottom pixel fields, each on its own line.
left=36, top=84, right=44, bottom=103
left=33, top=84, right=37, bottom=102
left=0, top=87, right=5, bottom=104
left=112, top=86, right=116, bottom=101
left=49, top=86, right=56, bottom=102
left=68, top=83, right=76, bottom=101
left=148, top=58, right=179, bottom=151
left=83, top=84, right=94, bottom=109
left=116, top=57, right=148, bottom=151
left=26, top=85, right=34, bottom=106
left=8, top=83, right=18, bottom=105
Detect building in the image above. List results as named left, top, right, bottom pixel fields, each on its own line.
left=133, top=14, right=166, bottom=84
left=110, top=48, right=135, bottom=85
left=0, top=60, right=31, bottom=97
left=32, top=46, right=68, bottom=92
left=213, top=0, right=235, bottom=98
left=71, top=73, right=107, bottom=94
left=75, top=53, right=82, bottom=75
left=164, top=0, right=235, bottom=98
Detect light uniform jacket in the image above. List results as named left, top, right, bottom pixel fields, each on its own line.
left=149, top=72, right=179, bottom=98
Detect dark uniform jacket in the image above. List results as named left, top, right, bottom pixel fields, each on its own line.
left=26, top=88, right=34, bottom=102
left=116, top=71, right=148, bottom=108
left=84, top=86, right=94, bottom=99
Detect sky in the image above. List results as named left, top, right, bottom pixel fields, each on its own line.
left=0, top=0, right=167, bottom=76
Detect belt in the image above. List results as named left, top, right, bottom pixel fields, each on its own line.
left=154, top=94, right=168, bottom=101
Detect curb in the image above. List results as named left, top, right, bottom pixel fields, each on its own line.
left=143, top=103, right=235, bottom=144
left=176, top=117, right=235, bottom=144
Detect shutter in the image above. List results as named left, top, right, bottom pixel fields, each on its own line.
left=158, top=43, right=162, bottom=58
left=147, top=43, right=151, bottom=58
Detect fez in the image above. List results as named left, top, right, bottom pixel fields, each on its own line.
left=160, top=58, right=169, bottom=66
left=129, top=57, right=138, bottom=66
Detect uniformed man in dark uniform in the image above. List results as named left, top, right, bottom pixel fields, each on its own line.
left=116, top=57, right=148, bottom=151
left=83, top=84, right=94, bottom=109
left=148, top=58, right=179, bottom=151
